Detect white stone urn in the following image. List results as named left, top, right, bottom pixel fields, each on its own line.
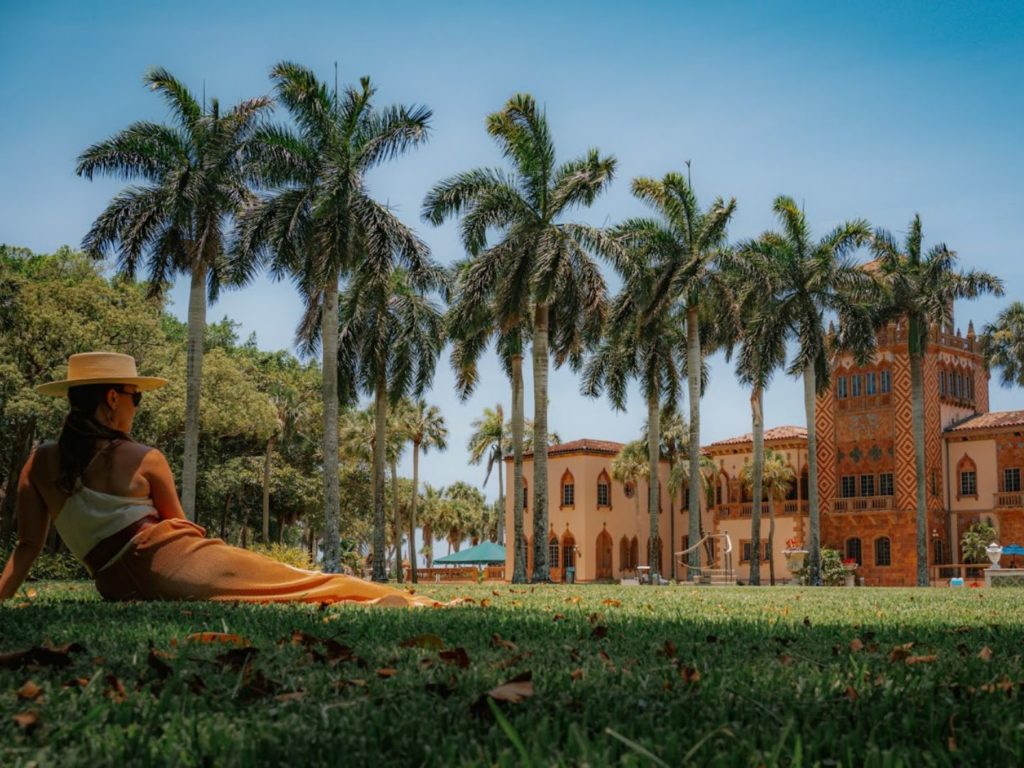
left=783, top=549, right=808, bottom=583
left=986, top=542, right=1003, bottom=569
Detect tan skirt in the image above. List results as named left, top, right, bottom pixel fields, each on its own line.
left=93, top=518, right=437, bottom=607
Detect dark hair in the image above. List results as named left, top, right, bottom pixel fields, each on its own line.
left=57, top=384, right=132, bottom=494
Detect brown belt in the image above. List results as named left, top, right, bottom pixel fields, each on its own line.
left=84, top=515, right=161, bottom=574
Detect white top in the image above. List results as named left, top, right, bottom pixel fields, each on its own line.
left=54, top=485, right=157, bottom=567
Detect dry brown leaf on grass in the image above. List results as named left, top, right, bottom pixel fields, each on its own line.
left=104, top=674, right=127, bottom=703
left=439, top=647, right=471, bottom=669
left=185, top=632, right=250, bottom=647
left=679, top=665, right=701, bottom=684
left=570, top=668, right=584, bottom=681
left=17, top=681, right=43, bottom=701
left=602, top=598, right=621, bottom=607
left=849, top=638, right=864, bottom=653
left=0, top=642, right=86, bottom=670
left=486, top=671, right=534, bottom=703
left=62, top=677, right=91, bottom=689
left=552, top=613, right=566, bottom=622
left=978, top=645, right=994, bottom=661
left=274, top=691, right=305, bottom=703
left=591, top=626, right=609, bottom=640
left=844, top=685, right=859, bottom=702
left=888, top=643, right=915, bottom=663
left=400, top=634, right=445, bottom=650
left=13, top=711, right=40, bottom=731
left=905, top=655, right=938, bottom=666
left=565, top=596, right=582, bottom=604
left=376, top=668, right=398, bottom=678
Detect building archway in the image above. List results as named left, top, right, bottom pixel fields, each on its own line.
left=561, top=529, right=577, bottom=582
left=548, top=532, right=561, bottom=582
left=596, top=528, right=613, bottom=579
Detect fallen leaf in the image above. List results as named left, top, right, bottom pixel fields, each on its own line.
left=400, top=634, right=445, bottom=650
left=490, top=634, right=517, bottom=652
left=849, top=638, right=864, bottom=653
left=376, top=668, right=398, bottom=678
left=978, top=645, right=994, bottom=662
left=844, top=685, right=859, bottom=702
left=12, top=711, right=40, bottom=731
left=61, top=677, right=90, bottom=689
left=185, top=632, right=249, bottom=647
left=492, top=589, right=500, bottom=596
left=439, top=647, right=471, bottom=669
left=17, top=681, right=43, bottom=701
left=565, top=596, right=582, bottom=604
left=104, top=674, right=127, bottom=703
left=778, top=654, right=792, bottom=666
left=552, top=613, right=565, bottom=622
left=486, top=671, right=534, bottom=703
left=602, top=599, right=621, bottom=607
left=905, top=655, right=938, bottom=665
left=889, top=643, right=915, bottom=663
left=480, top=598, right=491, bottom=609
left=591, top=625, right=609, bottom=640
left=570, top=668, right=584, bottom=681
left=274, top=691, right=305, bottom=703
left=680, top=665, right=701, bottom=684
left=25, top=589, right=38, bottom=599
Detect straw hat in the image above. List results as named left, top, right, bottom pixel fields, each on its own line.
left=36, top=352, right=168, bottom=397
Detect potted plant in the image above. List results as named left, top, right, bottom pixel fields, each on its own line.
left=841, top=557, right=858, bottom=587
left=782, top=537, right=808, bottom=583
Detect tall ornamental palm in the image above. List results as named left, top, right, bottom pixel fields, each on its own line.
left=234, top=63, right=431, bottom=572
left=403, top=398, right=448, bottom=583
left=871, top=215, right=1003, bottom=586
left=655, top=407, right=688, bottom=580
left=583, top=246, right=687, bottom=577
left=467, top=404, right=506, bottom=546
left=338, top=264, right=446, bottom=582
left=77, top=67, right=271, bottom=519
left=620, top=172, right=736, bottom=578
left=724, top=246, right=788, bottom=585
left=424, top=94, right=614, bottom=582
left=981, top=301, right=1024, bottom=389
left=741, top=449, right=794, bottom=585
left=746, top=196, right=875, bottom=585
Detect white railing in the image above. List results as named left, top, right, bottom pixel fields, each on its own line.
left=675, top=533, right=733, bottom=581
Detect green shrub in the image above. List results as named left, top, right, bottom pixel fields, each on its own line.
left=794, top=547, right=847, bottom=586
left=961, top=521, right=998, bottom=563
left=249, top=543, right=316, bottom=571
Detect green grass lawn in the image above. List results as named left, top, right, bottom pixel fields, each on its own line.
left=2, top=582, right=1023, bottom=767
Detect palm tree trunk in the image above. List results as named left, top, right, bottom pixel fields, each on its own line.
left=262, top=435, right=276, bottom=545
left=391, top=457, right=402, bottom=583
left=181, top=263, right=207, bottom=521
left=511, top=355, right=528, bottom=583
left=749, top=386, right=764, bottom=585
left=804, top=362, right=823, bottom=586
left=910, top=339, right=929, bottom=586
left=321, top=268, right=342, bottom=573
left=686, top=306, right=702, bottom=579
left=531, top=303, right=551, bottom=583
left=647, top=388, right=661, bottom=576
left=496, top=442, right=505, bottom=547
left=767, top=498, right=777, bottom=586
left=371, top=378, right=388, bottom=582
left=423, top=522, right=433, bottom=568
left=410, top=441, right=420, bottom=584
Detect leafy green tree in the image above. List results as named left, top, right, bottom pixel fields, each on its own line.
left=402, top=398, right=448, bottom=583
left=617, top=171, right=736, bottom=579
left=981, top=301, right=1024, bottom=389
left=76, top=68, right=271, bottom=519
left=424, top=94, right=614, bottom=582
left=744, top=197, right=874, bottom=585
left=235, top=62, right=431, bottom=573
left=871, top=215, right=1002, bottom=585
left=337, top=267, right=446, bottom=581
left=960, top=521, right=999, bottom=564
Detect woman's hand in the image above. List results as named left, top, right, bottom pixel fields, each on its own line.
left=0, top=452, right=50, bottom=600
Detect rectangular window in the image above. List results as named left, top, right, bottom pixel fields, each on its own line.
left=875, top=537, right=892, bottom=567
left=866, top=372, right=877, bottom=395
left=879, top=473, right=894, bottom=496
left=841, top=476, right=857, bottom=498
left=837, top=377, right=848, bottom=399
left=860, top=474, right=875, bottom=497
left=741, top=541, right=771, bottom=563
left=953, top=374, right=960, bottom=399
left=940, top=371, right=946, bottom=397
left=960, top=471, right=977, bottom=497
left=845, top=538, right=862, bottom=565
left=968, top=376, right=975, bottom=400
left=1005, top=468, right=1022, bottom=493
left=851, top=375, right=862, bottom=397
left=742, top=542, right=752, bottom=563
left=597, top=482, right=610, bottom=506
left=880, top=370, right=891, bottom=393
left=562, top=483, right=575, bottom=507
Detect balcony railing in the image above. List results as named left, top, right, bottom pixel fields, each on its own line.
left=832, top=495, right=894, bottom=512
left=995, top=491, right=1023, bottom=509
left=714, top=500, right=807, bottom=518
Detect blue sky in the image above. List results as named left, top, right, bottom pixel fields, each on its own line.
left=2, top=0, right=1023, bottom=502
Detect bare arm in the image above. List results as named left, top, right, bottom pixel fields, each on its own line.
left=141, top=449, right=186, bottom=521
left=0, top=452, right=50, bottom=600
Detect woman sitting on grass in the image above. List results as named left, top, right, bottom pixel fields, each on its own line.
left=0, top=352, right=436, bottom=607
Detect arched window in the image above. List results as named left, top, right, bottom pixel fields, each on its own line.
left=548, top=534, right=560, bottom=568
left=561, top=530, right=576, bottom=578
left=845, top=537, right=862, bottom=565
left=596, top=530, right=613, bottom=579
left=560, top=470, right=575, bottom=508
left=619, top=536, right=631, bottom=572
left=874, top=537, right=891, bottom=567
left=957, top=455, right=978, bottom=499
left=629, top=536, right=639, bottom=570
left=597, top=470, right=611, bottom=507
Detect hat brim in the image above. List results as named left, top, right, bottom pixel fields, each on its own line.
left=36, top=376, right=169, bottom=397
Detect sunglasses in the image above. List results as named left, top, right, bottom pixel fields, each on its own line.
left=113, top=387, right=143, bottom=406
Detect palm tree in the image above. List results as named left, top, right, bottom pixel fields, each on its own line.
left=583, top=245, right=687, bottom=577
left=981, top=301, right=1024, bottom=389
left=77, top=67, right=271, bottom=519
left=467, top=404, right=506, bottom=546
left=419, top=483, right=444, bottom=567
left=403, top=398, right=448, bottom=583
left=423, top=94, right=614, bottom=583
left=657, top=408, right=689, bottom=580
left=337, top=264, right=446, bottom=582
left=741, top=449, right=794, bottom=585
left=234, top=63, right=431, bottom=572
left=611, top=440, right=649, bottom=569
left=871, top=215, right=1003, bottom=585
left=619, top=171, right=737, bottom=579
left=746, top=196, right=875, bottom=585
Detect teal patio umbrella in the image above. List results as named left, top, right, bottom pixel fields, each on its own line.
left=434, top=541, right=506, bottom=566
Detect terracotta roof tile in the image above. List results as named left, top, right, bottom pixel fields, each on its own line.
left=945, top=411, right=1024, bottom=433
left=705, top=425, right=808, bottom=448
left=522, top=439, right=625, bottom=458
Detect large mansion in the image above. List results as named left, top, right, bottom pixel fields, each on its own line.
left=503, top=320, right=1024, bottom=586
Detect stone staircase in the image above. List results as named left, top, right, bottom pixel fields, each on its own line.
left=697, top=568, right=736, bottom=586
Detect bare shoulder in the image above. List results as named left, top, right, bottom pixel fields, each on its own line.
left=138, top=447, right=171, bottom=471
